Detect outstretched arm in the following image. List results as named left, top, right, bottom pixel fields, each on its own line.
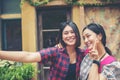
left=0, top=51, right=41, bottom=63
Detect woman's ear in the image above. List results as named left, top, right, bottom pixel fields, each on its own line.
left=97, top=33, right=102, bottom=40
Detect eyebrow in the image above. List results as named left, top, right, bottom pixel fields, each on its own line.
left=83, top=33, right=89, bottom=35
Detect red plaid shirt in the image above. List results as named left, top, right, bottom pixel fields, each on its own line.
left=39, top=47, right=85, bottom=80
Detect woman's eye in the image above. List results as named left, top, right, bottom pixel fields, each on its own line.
left=71, top=31, right=74, bottom=33
left=86, top=35, right=90, bottom=38
left=71, top=31, right=75, bottom=34
left=83, top=37, right=85, bottom=40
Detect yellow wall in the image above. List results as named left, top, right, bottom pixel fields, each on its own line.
left=21, top=2, right=37, bottom=51
left=21, top=2, right=38, bottom=80
left=72, top=6, right=85, bottom=47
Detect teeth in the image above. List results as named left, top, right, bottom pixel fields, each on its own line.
left=69, top=38, right=75, bottom=42
left=69, top=39, right=73, bottom=41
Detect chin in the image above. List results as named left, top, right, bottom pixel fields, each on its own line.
left=67, top=44, right=75, bottom=46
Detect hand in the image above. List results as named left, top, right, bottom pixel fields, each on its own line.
left=89, top=39, right=99, bottom=60
left=55, top=43, right=62, bottom=48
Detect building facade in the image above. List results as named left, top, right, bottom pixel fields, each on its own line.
left=0, top=0, right=120, bottom=80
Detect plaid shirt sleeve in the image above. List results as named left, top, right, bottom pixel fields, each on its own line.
left=39, top=47, right=58, bottom=64
left=101, top=61, right=120, bottom=80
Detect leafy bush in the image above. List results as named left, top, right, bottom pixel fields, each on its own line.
left=0, top=60, right=35, bottom=80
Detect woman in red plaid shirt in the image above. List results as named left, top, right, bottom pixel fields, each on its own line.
left=0, top=21, right=85, bottom=80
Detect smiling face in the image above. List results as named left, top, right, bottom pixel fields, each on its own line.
left=82, top=28, right=101, bottom=50
left=62, top=25, right=76, bottom=47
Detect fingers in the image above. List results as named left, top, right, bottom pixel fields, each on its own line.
left=87, top=39, right=97, bottom=52
left=89, top=39, right=99, bottom=60
left=89, top=50, right=99, bottom=60
left=89, top=39, right=97, bottom=53
left=92, top=39, right=97, bottom=50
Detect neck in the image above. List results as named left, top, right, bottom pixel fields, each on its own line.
left=99, top=53, right=107, bottom=61
left=97, top=44, right=107, bottom=60
left=66, top=46, right=77, bottom=64
left=66, top=46, right=76, bottom=55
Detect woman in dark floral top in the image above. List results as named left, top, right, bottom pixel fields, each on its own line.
left=80, top=23, right=120, bottom=80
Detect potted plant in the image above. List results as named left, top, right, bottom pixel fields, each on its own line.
left=0, top=60, right=35, bottom=80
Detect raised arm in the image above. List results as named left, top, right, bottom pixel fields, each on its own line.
left=0, top=51, right=41, bottom=63
left=88, top=64, right=107, bottom=80
left=88, top=63, right=99, bottom=80
left=88, top=40, right=106, bottom=80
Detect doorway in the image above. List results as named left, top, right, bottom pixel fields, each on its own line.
left=37, top=6, right=71, bottom=80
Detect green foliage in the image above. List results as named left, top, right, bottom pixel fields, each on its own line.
left=65, top=0, right=119, bottom=6
left=0, top=60, right=35, bottom=80
left=100, top=0, right=118, bottom=2
left=65, top=0, right=80, bottom=6
left=20, top=0, right=119, bottom=7
left=21, top=0, right=53, bottom=7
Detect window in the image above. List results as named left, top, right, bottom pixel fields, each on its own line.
left=1, top=19, right=22, bottom=51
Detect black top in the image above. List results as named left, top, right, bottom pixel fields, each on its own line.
left=65, top=63, right=76, bottom=80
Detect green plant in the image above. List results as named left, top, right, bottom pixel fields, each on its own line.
left=21, top=0, right=119, bottom=7
left=65, top=0, right=80, bottom=6
left=21, top=0, right=53, bottom=7
left=100, top=0, right=118, bottom=2
left=0, top=60, right=35, bottom=80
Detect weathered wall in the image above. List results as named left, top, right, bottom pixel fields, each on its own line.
left=84, top=6, right=120, bottom=59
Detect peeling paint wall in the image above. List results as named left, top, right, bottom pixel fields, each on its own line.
left=84, top=6, right=120, bottom=59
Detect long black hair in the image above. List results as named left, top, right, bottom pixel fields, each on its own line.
left=82, top=23, right=112, bottom=55
left=58, top=20, right=81, bottom=48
